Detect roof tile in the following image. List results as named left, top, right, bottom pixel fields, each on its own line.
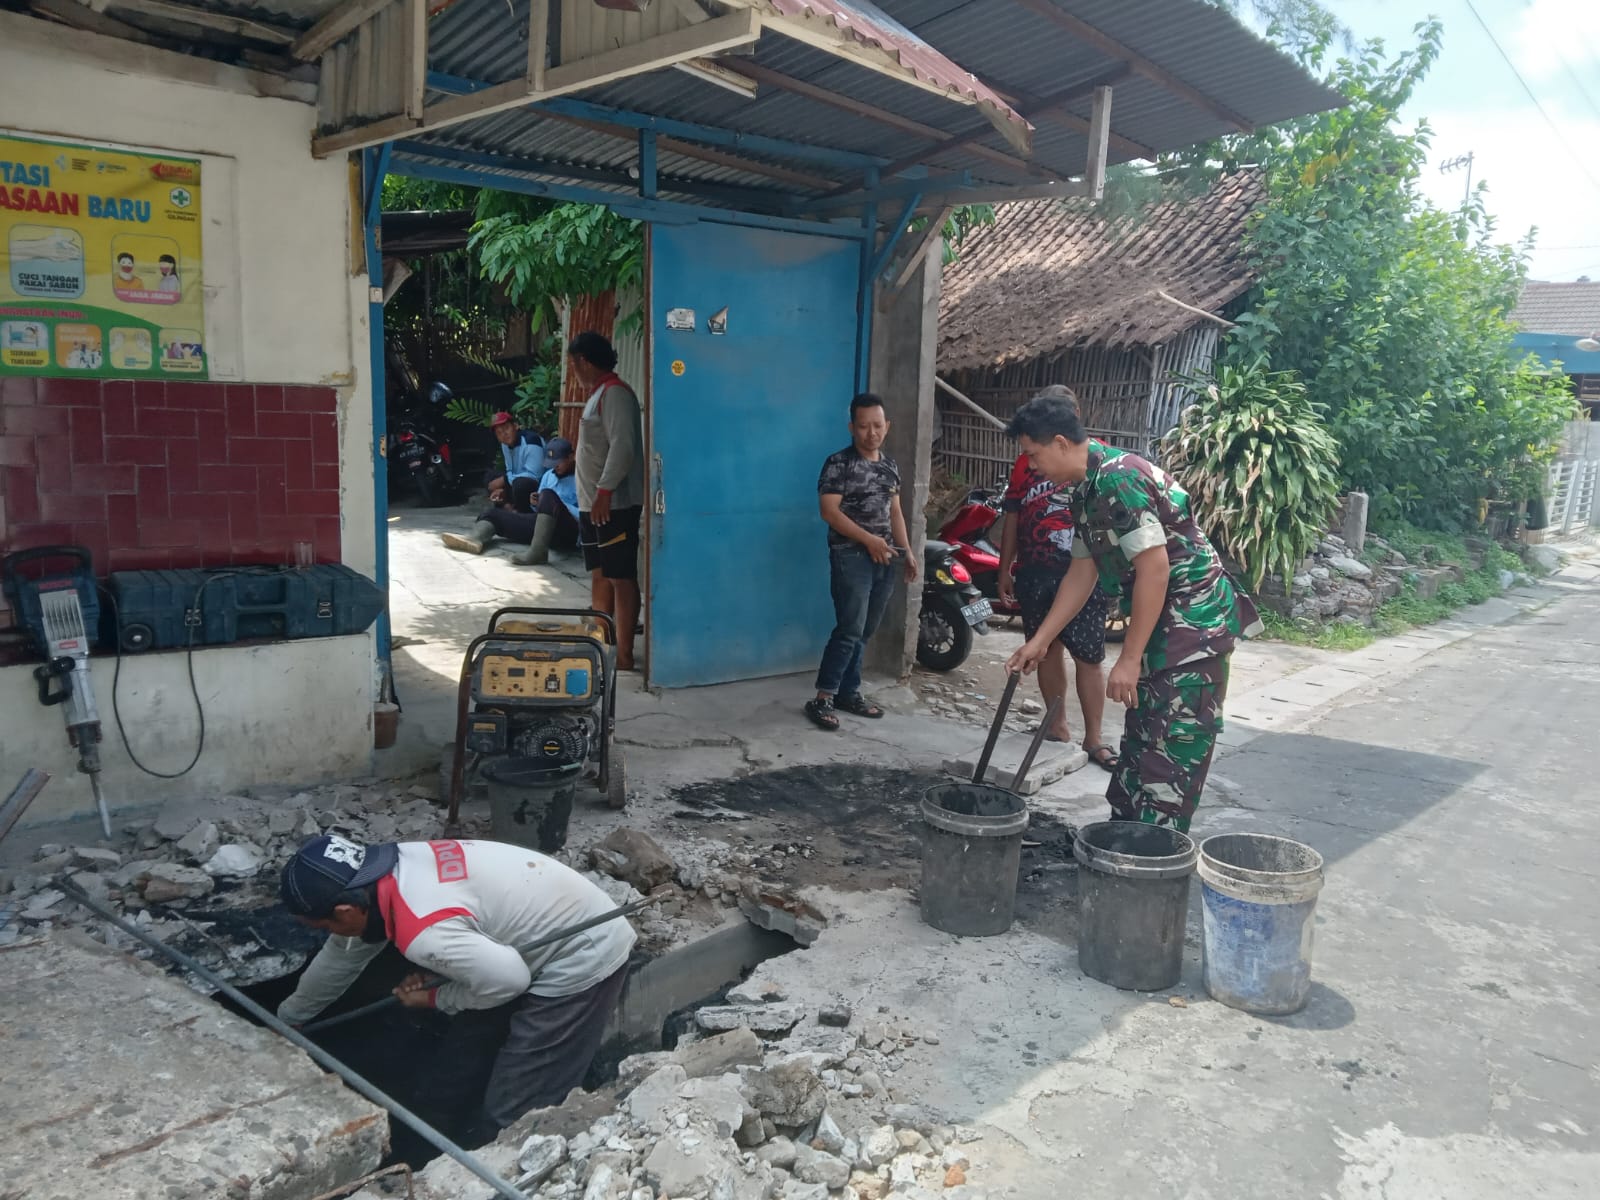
left=938, top=172, right=1263, bottom=371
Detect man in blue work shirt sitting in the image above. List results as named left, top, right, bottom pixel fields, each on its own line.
left=442, top=437, right=580, bottom=563
left=486, top=411, right=545, bottom=513
left=514, top=437, right=581, bottom=566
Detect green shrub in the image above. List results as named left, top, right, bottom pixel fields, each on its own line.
left=1161, top=357, right=1342, bottom=590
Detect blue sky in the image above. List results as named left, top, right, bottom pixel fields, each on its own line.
left=1322, top=1, right=1600, bottom=280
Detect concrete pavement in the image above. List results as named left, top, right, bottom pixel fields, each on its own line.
left=735, top=562, right=1600, bottom=1199
left=386, top=506, right=1597, bottom=1197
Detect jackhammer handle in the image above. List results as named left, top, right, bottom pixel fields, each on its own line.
left=33, top=658, right=74, bottom=706
left=3, top=544, right=93, bottom=595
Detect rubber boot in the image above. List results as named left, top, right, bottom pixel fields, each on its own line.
left=512, top=514, right=558, bottom=566
left=442, top=519, right=497, bottom=555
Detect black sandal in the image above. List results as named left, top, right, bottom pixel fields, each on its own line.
left=834, top=693, right=884, bottom=719
left=1084, top=744, right=1118, bottom=772
left=804, top=698, right=840, bottom=731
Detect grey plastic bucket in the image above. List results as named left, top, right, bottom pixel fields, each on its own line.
left=920, top=783, right=1029, bottom=937
left=1074, top=821, right=1198, bottom=991
left=482, top=757, right=580, bottom=853
left=1198, top=833, right=1324, bottom=1015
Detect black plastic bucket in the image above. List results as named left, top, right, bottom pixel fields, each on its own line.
left=1074, top=821, right=1198, bottom=991
left=920, top=783, right=1029, bottom=937
left=481, top=757, right=579, bottom=853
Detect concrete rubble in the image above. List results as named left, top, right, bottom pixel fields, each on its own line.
left=407, top=990, right=994, bottom=1200
left=0, top=756, right=765, bottom=974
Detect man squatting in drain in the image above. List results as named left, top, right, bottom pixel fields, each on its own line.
left=1004, top=390, right=1261, bottom=831
left=277, top=835, right=635, bottom=1139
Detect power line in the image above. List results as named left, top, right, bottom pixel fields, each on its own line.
left=1462, top=0, right=1600, bottom=198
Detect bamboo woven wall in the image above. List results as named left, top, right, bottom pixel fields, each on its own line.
left=933, top=326, right=1217, bottom=485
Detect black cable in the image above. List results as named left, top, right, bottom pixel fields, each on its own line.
left=102, top=567, right=300, bottom=780
left=103, top=579, right=207, bottom=779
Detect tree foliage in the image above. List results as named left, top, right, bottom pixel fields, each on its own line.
left=1136, top=15, right=1579, bottom=530
left=1162, top=358, right=1342, bottom=589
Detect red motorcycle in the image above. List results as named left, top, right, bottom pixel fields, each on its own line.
left=937, top=483, right=1020, bottom=619
left=937, top=482, right=1126, bottom=642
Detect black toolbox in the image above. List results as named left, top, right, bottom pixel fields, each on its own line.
left=106, top=565, right=385, bottom=652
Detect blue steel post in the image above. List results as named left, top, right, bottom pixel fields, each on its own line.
left=855, top=171, right=878, bottom=393
left=364, top=145, right=392, bottom=678
left=638, top=130, right=658, bottom=199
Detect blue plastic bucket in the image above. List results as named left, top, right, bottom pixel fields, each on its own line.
left=1197, top=833, right=1324, bottom=1015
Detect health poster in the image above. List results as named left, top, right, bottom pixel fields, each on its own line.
left=0, top=131, right=206, bottom=380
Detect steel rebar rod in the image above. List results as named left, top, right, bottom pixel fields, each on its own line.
left=973, top=672, right=1021, bottom=785
left=55, top=879, right=528, bottom=1200
left=1011, top=693, right=1062, bottom=792
left=1, top=769, right=50, bottom=847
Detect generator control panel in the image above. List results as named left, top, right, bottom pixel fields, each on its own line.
left=471, top=641, right=601, bottom=706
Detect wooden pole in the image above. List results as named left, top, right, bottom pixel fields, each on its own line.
left=935, top=376, right=1008, bottom=432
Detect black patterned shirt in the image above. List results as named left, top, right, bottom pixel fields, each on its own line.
left=817, top=447, right=899, bottom=548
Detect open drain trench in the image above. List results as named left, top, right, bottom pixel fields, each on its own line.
left=53, top=765, right=1080, bottom=1189
left=173, top=898, right=802, bottom=1171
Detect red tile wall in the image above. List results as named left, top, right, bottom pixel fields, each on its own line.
left=1, top=375, right=342, bottom=622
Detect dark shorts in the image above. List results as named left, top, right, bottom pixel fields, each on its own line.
left=1015, top=565, right=1108, bottom=665
left=580, top=506, right=641, bottom=580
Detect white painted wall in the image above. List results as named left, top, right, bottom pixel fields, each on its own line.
left=1, top=638, right=375, bottom=826
left=0, top=13, right=353, bottom=388
left=0, top=15, right=381, bottom=819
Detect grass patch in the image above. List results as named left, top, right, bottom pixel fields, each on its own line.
left=1259, top=610, right=1377, bottom=651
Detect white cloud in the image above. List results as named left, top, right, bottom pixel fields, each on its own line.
left=1416, top=101, right=1600, bottom=280
left=1507, top=0, right=1600, bottom=80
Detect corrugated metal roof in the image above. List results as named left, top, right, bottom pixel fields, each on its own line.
left=65, top=0, right=1345, bottom=214
left=1511, top=281, right=1600, bottom=337
left=759, top=0, right=1029, bottom=136
left=422, top=0, right=1339, bottom=201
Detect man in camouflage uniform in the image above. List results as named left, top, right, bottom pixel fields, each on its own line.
left=1004, top=391, right=1261, bottom=830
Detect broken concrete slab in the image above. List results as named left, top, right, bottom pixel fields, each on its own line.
left=696, top=1002, right=806, bottom=1035
left=743, top=1061, right=827, bottom=1128
left=0, top=934, right=384, bottom=1198
left=676, top=1028, right=766, bottom=1078
left=736, top=884, right=826, bottom=947
left=590, top=827, right=677, bottom=893
left=942, top=733, right=1088, bottom=794
left=139, top=862, right=215, bottom=902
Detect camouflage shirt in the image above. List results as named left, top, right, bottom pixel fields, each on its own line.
left=818, top=447, right=899, bottom=548
left=1066, top=441, right=1262, bottom=673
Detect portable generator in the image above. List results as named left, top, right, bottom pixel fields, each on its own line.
left=2, top=546, right=112, bottom=836
left=445, top=607, right=626, bottom=830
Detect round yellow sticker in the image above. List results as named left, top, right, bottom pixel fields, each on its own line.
left=671, top=360, right=686, bottom=377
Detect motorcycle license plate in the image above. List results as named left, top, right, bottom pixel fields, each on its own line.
left=961, top=599, right=992, bottom=625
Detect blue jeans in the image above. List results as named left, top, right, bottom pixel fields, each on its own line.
left=816, top=543, right=896, bottom=698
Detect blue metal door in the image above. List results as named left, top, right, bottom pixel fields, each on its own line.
left=648, top=221, right=862, bottom=688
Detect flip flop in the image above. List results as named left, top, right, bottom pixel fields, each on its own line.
left=1084, top=744, right=1118, bottom=772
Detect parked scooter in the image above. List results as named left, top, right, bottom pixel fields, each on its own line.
left=388, top=380, right=463, bottom=507
left=938, top=482, right=1020, bottom=619
left=916, top=540, right=991, bottom=672
left=937, top=482, right=1127, bottom=642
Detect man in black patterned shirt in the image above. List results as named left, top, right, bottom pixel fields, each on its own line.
left=805, top=393, right=917, bottom=731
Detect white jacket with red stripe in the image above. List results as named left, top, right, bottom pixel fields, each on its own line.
left=277, top=840, right=636, bottom=1022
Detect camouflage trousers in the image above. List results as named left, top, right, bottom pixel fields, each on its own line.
left=1106, top=655, right=1230, bottom=833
